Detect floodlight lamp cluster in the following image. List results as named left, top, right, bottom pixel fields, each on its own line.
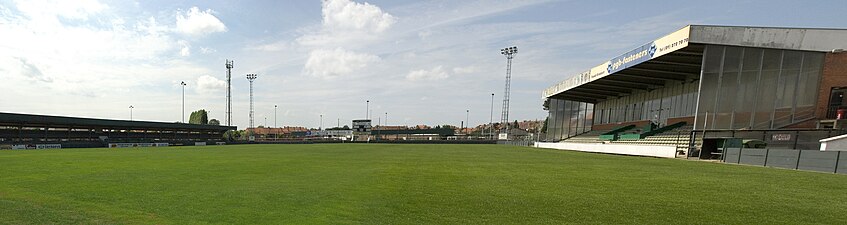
left=500, top=46, right=518, bottom=55
left=246, top=73, right=258, bottom=80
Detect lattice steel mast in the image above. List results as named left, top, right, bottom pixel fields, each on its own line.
left=500, top=46, right=517, bottom=136
left=246, top=74, right=258, bottom=129
left=225, top=60, right=233, bottom=126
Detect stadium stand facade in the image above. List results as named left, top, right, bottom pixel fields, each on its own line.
left=0, top=112, right=236, bottom=149
left=539, top=25, right=847, bottom=158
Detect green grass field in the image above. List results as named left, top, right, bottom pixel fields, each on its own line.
left=1, top=144, right=846, bottom=224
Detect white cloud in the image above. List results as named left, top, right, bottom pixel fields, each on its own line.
left=418, top=30, right=432, bottom=40
left=304, top=48, right=379, bottom=79
left=196, top=75, right=226, bottom=94
left=322, top=0, right=396, bottom=33
left=176, top=7, right=227, bottom=37
left=13, top=0, right=107, bottom=21
left=0, top=57, right=52, bottom=83
left=178, top=40, right=191, bottom=56
left=246, top=41, right=287, bottom=52
left=406, top=65, right=448, bottom=81
left=297, top=0, right=396, bottom=47
left=200, top=47, right=216, bottom=54
left=17, top=58, right=51, bottom=82
left=0, top=0, right=226, bottom=122
left=452, top=66, right=479, bottom=74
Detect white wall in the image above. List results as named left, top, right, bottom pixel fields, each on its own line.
left=820, top=134, right=847, bottom=151
left=690, top=25, right=847, bottom=52
left=534, top=142, right=678, bottom=158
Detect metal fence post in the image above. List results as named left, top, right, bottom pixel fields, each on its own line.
left=737, top=147, right=743, bottom=164
left=793, top=131, right=799, bottom=149
left=795, top=150, right=802, bottom=170
left=763, top=148, right=770, bottom=167
left=835, top=151, right=841, bottom=174
left=698, top=130, right=707, bottom=159
left=687, top=130, right=696, bottom=160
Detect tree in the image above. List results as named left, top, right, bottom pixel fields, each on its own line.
left=513, top=120, right=520, bottom=129
left=327, top=125, right=352, bottom=130
left=209, top=119, right=220, bottom=125
left=189, top=109, right=209, bottom=125
left=223, top=130, right=243, bottom=141
left=541, top=117, right=549, bottom=133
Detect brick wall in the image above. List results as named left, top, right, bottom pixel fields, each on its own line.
left=815, top=52, right=847, bottom=120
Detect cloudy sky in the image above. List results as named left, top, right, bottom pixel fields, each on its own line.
left=1, top=0, right=845, bottom=129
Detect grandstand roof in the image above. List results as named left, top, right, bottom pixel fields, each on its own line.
left=543, top=25, right=847, bottom=102
left=0, top=112, right=236, bottom=131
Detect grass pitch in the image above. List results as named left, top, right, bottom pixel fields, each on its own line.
left=1, top=144, right=846, bottom=224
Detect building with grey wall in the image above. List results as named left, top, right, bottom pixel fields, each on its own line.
left=542, top=25, right=847, bottom=150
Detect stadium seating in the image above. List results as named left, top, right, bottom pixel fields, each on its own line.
left=559, top=124, right=696, bottom=157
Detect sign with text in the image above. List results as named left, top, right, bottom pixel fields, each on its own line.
left=772, top=133, right=792, bottom=141
left=498, top=133, right=509, bottom=140
left=543, top=26, right=691, bottom=98
left=352, top=119, right=372, bottom=132
left=108, top=143, right=169, bottom=148
left=10, top=144, right=61, bottom=150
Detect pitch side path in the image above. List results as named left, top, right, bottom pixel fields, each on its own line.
left=1, top=144, right=845, bottom=224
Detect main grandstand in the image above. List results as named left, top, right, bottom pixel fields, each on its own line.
left=0, top=112, right=236, bottom=149
left=538, top=25, right=847, bottom=158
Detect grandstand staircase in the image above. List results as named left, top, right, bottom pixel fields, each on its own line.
left=560, top=129, right=608, bottom=143
left=599, top=125, right=635, bottom=141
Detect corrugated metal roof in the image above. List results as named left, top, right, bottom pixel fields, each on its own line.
left=0, top=112, right=236, bottom=131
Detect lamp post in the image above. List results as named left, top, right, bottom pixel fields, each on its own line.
left=129, top=105, right=134, bottom=121
left=490, top=93, right=494, bottom=139
left=320, top=114, right=323, bottom=130
left=466, top=109, right=469, bottom=135
left=180, top=81, right=186, bottom=123
left=273, top=105, right=278, bottom=140
left=366, top=100, right=370, bottom=119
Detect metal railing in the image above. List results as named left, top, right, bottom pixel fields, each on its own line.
left=723, top=148, right=846, bottom=174
left=827, top=106, right=846, bottom=119
left=687, top=129, right=847, bottom=159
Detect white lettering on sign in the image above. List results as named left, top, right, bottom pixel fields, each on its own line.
left=772, top=134, right=792, bottom=141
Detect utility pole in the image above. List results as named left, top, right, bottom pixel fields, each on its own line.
left=490, top=93, right=494, bottom=139
left=466, top=109, right=470, bottom=135
left=180, top=81, right=186, bottom=123
left=129, top=105, right=134, bottom=121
